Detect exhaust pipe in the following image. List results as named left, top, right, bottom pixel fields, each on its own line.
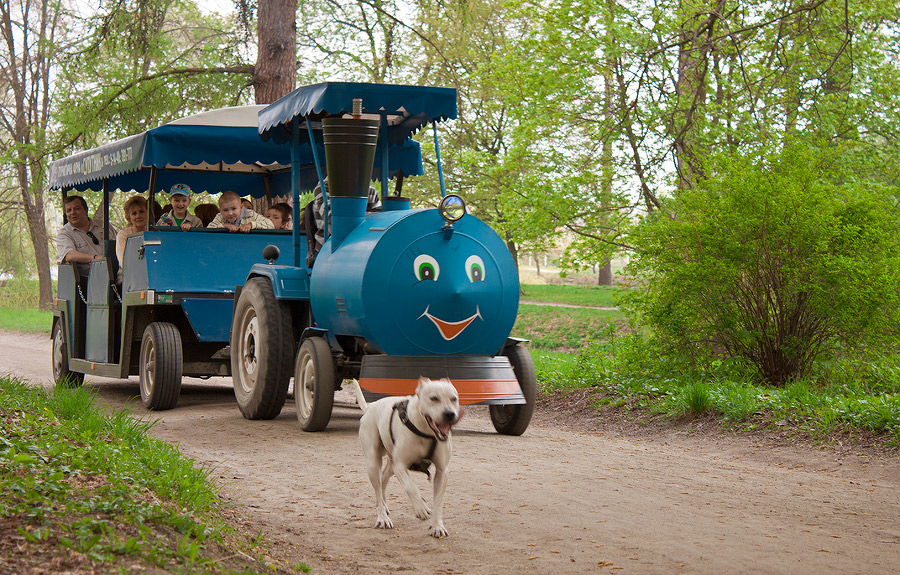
left=322, top=108, right=379, bottom=249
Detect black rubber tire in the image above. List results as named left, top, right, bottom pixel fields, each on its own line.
left=139, top=322, right=183, bottom=410
left=51, top=320, right=84, bottom=388
left=490, top=345, right=537, bottom=436
left=231, top=277, right=294, bottom=420
left=294, top=337, right=335, bottom=432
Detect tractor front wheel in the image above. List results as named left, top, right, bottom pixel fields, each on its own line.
left=294, top=337, right=335, bottom=432
left=231, top=277, right=294, bottom=420
left=489, top=345, right=536, bottom=436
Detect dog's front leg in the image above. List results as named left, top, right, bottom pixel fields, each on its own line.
left=367, top=457, right=393, bottom=529
left=379, top=458, right=393, bottom=517
left=393, top=466, right=431, bottom=520
left=428, top=466, right=449, bottom=538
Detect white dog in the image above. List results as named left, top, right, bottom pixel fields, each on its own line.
left=352, top=376, right=463, bottom=538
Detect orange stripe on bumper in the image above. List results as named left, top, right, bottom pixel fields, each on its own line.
left=358, top=377, right=523, bottom=405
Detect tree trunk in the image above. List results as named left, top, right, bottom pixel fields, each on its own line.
left=597, top=260, right=612, bottom=286
left=4, top=0, right=55, bottom=310
left=254, top=0, right=297, bottom=105
left=252, top=0, right=297, bottom=215
left=16, top=160, right=53, bottom=309
left=673, top=0, right=724, bottom=193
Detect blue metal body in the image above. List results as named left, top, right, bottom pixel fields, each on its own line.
left=256, top=82, right=527, bottom=408
left=121, top=229, right=296, bottom=342
left=309, top=209, right=519, bottom=356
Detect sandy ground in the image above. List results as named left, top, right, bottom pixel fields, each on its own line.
left=3, top=329, right=900, bottom=574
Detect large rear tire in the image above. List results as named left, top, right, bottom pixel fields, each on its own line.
left=51, top=320, right=84, bottom=388
left=231, top=277, right=294, bottom=420
left=139, top=322, right=183, bottom=410
left=294, top=337, right=335, bottom=432
left=489, top=345, right=536, bottom=436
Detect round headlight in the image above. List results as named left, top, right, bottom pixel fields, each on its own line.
left=439, top=194, right=466, bottom=223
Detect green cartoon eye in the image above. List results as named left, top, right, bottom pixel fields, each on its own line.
left=414, top=254, right=440, bottom=281
left=466, top=255, right=485, bottom=282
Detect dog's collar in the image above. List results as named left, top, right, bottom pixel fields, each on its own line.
left=394, top=399, right=445, bottom=441
left=390, top=400, right=440, bottom=479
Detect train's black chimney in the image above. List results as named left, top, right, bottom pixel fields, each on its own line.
left=322, top=100, right=379, bottom=248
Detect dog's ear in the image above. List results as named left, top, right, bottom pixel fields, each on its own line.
left=416, top=376, right=429, bottom=394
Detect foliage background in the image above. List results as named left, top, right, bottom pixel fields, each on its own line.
left=4, top=0, right=900, bottom=387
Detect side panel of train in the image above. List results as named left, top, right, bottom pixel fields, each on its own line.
left=52, top=229, right=301, bottom=380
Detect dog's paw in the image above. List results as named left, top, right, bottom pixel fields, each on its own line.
left=428, top=523, right=449, bottom=538
left=374, top=505, right=393, bottom=529
left=412, top=502, right=432, bottom=520
left=374, top=514, right=394, bottom=530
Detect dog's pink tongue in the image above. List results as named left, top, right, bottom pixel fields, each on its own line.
left=428, top=418, right=451, bottom=440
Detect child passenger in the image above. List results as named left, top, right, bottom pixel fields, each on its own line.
left=208, top=191, right=274, bottom=232
left=156, top=183, right=202, bottom=230
left=265, top=202, right=291, bottom=230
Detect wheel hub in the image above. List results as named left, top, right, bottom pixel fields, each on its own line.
left=242, top=316, right=259, bottom=378
left=52, top=333, right=63, bottom=375
left=298, top=354, right=315, bottom=416
left=142, top=343, right=155, bottom=396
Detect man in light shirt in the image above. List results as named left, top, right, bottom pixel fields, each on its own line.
left=56, top=195, right=117, bottom=278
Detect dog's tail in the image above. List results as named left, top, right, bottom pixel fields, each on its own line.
left=350, top=379, right=369, bottom=413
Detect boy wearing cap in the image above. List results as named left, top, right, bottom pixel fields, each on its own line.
left=157, top=183, right=203, bottom=230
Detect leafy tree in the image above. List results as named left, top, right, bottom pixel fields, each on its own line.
left=295, top=0, right=410, bottom=83
left=56, top=0, right=252, bottom=144
left=625, top=142, right=900, bottom=385
left=1, top=0, right=69, bottom=308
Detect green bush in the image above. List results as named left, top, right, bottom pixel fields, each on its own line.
left=0, top=278, right=51, bottom=310
left=625, top=142, right=900, bottom=385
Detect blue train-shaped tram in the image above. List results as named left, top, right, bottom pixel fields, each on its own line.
left=50, top=82, right=535, bottom=435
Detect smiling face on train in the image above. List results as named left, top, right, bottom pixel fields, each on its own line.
left=388, top=230, right=506, bottom=354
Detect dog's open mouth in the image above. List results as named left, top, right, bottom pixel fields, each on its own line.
left=425, top=416, right=452, bottom=441
left=425, top=409, right=464, bottom=441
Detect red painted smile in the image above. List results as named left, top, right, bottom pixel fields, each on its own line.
left=418, top=305, right=482, bottom=340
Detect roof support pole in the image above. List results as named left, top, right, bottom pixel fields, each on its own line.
left=291, top=116, right=303, bottom=267
left=102, top=179, right=110, bottom=240
left=61, top=187, right=70, bottom=225
left=307, top=118, right=328, bottom=244
left=432, top=121, right=446, bottom=197
left=380, top=113, right=389, bottom=198
left=148, top=166, right=158, bottom=227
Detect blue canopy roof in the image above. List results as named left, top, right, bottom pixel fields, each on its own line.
left=258, top=82, right=458, bottom=146
left=48, top=105, right=422, bottom=197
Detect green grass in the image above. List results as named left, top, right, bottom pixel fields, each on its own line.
left=0, top=376, right=305, bottom=574
left=0, top=278, right=54, bottom=334
left=519, top=283, right=620, bottom=307
left=513, top=304, right=625, bottom=352
left=0, top=307, right=52, bottom=333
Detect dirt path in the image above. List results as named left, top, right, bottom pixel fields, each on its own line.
left=3, top=330, right=900, bottom=574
